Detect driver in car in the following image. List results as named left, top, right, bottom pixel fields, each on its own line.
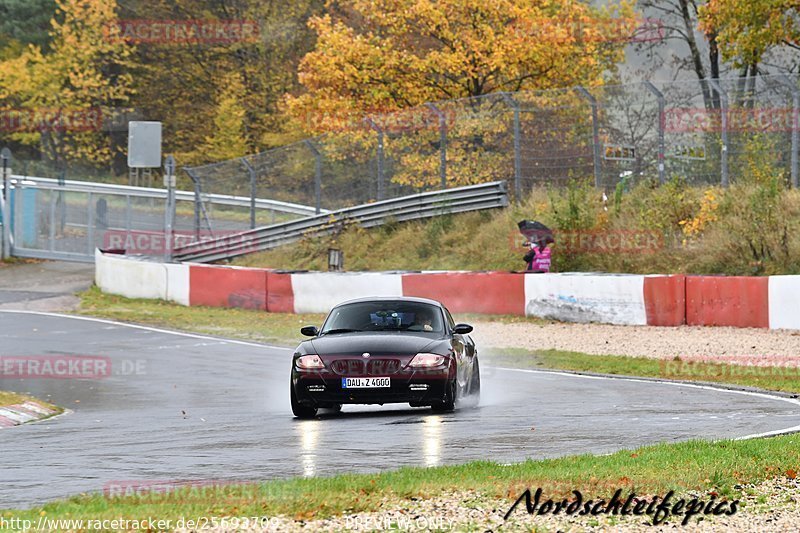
left=414, top=310, right=434, bottom=332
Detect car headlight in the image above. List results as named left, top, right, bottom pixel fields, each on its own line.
left=408, top=353, right=446, bottom=368
left=296, top=354, right=325, bottom=369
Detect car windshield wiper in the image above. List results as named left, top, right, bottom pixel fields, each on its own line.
left=322, top=328, right=361, bottom=335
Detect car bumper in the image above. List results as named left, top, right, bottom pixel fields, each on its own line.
left=292, top=371, right=450, bottom=406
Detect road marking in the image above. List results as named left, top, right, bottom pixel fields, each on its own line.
left=0, top=310, right=291, bottom=351
left=490, top=366, right=800, bottom=441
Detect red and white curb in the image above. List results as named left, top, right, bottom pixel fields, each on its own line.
left=0, top=401, right=58, bottom=428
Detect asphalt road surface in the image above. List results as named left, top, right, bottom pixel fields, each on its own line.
left=2, top=310, right=800, bottom=509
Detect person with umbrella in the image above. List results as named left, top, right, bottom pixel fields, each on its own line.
left=518, top=220, right=554, bottom=273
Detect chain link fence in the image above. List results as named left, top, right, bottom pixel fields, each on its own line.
left=185, top=74, right=799, bottom=224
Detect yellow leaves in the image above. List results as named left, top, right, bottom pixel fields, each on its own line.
left=699, top=0, right=799, bottom=66
left=290, top=0, right=636, bottom=138
left=679, top=189, right=720, bottom=240
left=0, top=0, right=133, bottom=164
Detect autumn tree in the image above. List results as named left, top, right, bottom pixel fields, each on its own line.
left=199, top=71, right=250, bottom=161
left=0, top=0, right=134, bottom=167
left=699, top=0, right=799, bottom=71
left=288, top=0, right=636, bottom=130
left=119, top=0, right=324, bottom=165
left=288, top=0, right=636, bottom=189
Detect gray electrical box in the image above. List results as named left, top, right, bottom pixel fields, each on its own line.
left=127, top=121, right=162, bottom=168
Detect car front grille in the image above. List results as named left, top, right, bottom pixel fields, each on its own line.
left=328, top=358, right=402, bottom=376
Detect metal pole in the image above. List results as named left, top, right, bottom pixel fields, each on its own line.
left=304, top=140, right=323, bottom=214
left=185, top=168, right=201, bottom=239
left=49, top=191, right=56, bottom=252
left=163, top=155, right=176, bottom=261
left=643, top=81, right=666, bottom=184
left=502, top=93, right=523, bottom=200
left=708, top=79, right=729, bottom=187
left=779, top=75, right=799, bottom=188
left=241, top=157, right=257, bottom=228
left=0, top=180, right=8, bottom=261
left=425, top=103, right=448, bottom=189
left=576, top=86, right=602, bottom=188
left=1, top=149, right=12, bottom=259
left=87, top=191, right=95, bottom=256
left=366, top=118, right=385, bottom=200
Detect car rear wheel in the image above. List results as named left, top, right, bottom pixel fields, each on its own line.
left=291, top=381, right=317, bottom=419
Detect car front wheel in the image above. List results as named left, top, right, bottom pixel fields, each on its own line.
left=431, top=377, right=456, bottom=412
left=291, top=380, right=318, bottom=419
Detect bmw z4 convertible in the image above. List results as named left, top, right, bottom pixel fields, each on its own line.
left=290, top=297, right=480, bottom=418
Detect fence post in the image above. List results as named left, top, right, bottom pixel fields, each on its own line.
left=86, top=191, right=95, bottom=256
left=185, top=167, right=201, bottom=239
left=163, top=155, right=176, bottom=261
left=365, top=118, right=385, bottom=200
left=643, top=81, right=666, bottom=184
left=1, top=148, right=11, bottom=259
left=304, top=139, right=323, bottom=214
left=708, top=79, right=729, bottom=187
left=425, top=103, right=448, bottom=189
left=576, top=86, right=602, bottom=188
left=780, top=75, right=799, bottom=188
left=240, top=157, right=257, bottom=228
left=501, top=93, right=522, bottom=201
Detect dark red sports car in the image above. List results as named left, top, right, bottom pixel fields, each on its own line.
left=290, top=297, right=480, bottom=418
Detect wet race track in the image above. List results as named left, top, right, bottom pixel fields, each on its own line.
left=2, top=310, right=800, bottom=509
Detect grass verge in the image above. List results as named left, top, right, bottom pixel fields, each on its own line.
left=0, top=391, right=62, bottom=414
left=486, top=348, right=800, bottom=396
left=3, top=436, right=799, bottom=521
left=76, top=286, right=325, bottom=346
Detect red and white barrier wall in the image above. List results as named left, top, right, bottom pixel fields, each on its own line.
left=95, top=250, right=800, bottom=330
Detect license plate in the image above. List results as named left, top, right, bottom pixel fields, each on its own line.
left=342, top=377, right=391, bottom=388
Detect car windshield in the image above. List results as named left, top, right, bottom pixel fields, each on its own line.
left=320, top=301, right=445, bottom=334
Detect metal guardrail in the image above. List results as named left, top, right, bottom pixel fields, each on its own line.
left=13, top=175, right=324, bottom=216
left=173, top=181, right=509, bottom=263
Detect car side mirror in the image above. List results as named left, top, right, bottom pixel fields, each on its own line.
left=453, top=323, right=473, bottom=334
left=300, top=325, right=319, bottom=337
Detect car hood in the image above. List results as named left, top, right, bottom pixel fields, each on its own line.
left=310, top=332, right=441, bottom=356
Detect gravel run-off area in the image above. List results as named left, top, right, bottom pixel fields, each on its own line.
left=177, top=477, right=800, bottom=532
left=471, top=320, right=800, bottom=367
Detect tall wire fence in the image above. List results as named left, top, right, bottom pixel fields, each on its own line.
left=184, top=74, right=800, bottom=229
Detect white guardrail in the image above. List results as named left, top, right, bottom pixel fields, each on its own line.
left=12, top=175, right=323, bottom=216
left=173, top=181, right=509, bottom=263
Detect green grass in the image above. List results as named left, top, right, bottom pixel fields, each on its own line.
left=486, top=348, right=800, bottom=395
left=0, top=391, right=28, bottom=407
left=0, top=390, right=62, bottom=414
left=3, top=435, right=799, bottom=520
left=77, top=286, right=326, bottom=346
